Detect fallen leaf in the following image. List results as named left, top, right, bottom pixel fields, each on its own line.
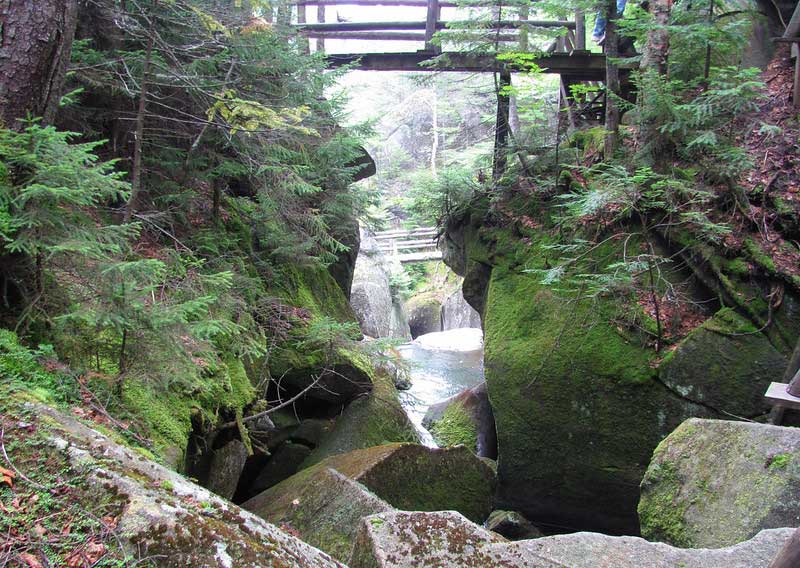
left=0, top=466, right=15, bottom=488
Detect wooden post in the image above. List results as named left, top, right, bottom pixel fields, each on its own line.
left=575, top=9, right=585, bottom=51
left=769, top=528, right=800, bottom=568
left=492, top=69, right=511, bottom=184
left=317, top=4, right=326, bottom=52
left=519, top=4, right=530, bottom=51
left=298, top=3, right=310, bottom=53
left=425, top=0, right=441, bottom=53
left=794, top=45, right=800, bottom=110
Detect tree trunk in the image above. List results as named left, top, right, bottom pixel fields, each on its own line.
left=492, top=70, right=511, bottom=183
left=430, top=89, right=438, bottom=176
left=603, top=0, right=620, bottom=160
left=124, top=2, right=157, bottom=223
left=640, top=0, right=672, bottom=74
left=0, top=0, right=79, bottom=128
left=637, top=0, right=672, bottom=163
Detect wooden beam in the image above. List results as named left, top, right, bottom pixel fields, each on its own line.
left=306, top=30, right=519, bottom=41
left=765, top=381, right=800, bottom=411
left=307, top=31, right=428, bottom=40
left=294, top=19, right=576, bottom=32
left=324, top=51, right=606, bottom=77
left=292, top=0, right=533, bottom=6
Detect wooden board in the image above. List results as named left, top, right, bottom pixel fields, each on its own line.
left=765, top=382, right=800, bottom=411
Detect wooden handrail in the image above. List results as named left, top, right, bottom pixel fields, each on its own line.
left=294, top=19, right=576, bottom=31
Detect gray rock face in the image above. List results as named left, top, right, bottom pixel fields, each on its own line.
left=244, top=466, right=393, bottom=562
left=206, top=439, right=248, bottom=500
left=441, top=288, right=481, bottom=330
left=349, top=510, right=509, bottom=568
left=350, top=230, right=410, bottom=339
left=31, top=403, right=344, bottom=567
left=349, top=509, right=795, bottom=568
left=639, top=418, right=800, bottom=548
left=486, top=510, right=543, bottom=540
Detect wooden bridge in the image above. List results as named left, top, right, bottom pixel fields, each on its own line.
left=281, top=0, right=609, bottom=178
left=289, top=0, right=601, bottom=76
left=374, top=226, right=442, bottom=262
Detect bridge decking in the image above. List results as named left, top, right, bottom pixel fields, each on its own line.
left=325, top=50, right=604, bottom=77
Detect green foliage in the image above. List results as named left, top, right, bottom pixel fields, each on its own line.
left=402, top=167, right=479, bottom=227
left=0, top=121, right=132, bottom=263
left=0, top=330, right=77, bottom=403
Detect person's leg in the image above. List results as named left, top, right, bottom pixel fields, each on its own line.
left=592, top=13, right=606, bottom=40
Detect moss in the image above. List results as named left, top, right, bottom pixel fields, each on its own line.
left=429, top=402, right=478, bottom=452
left=768, top=453, right=792, bottom=471
left=638, top=460, right=692, bottom=547
left=324, top=444, right=496, bottom=523
left=725, top=258, right=751, bottom=277
left=303, top=371, right=418, bottom=466
left=743, top=237, right=777, bottom=273
left=121, top=354, right=257, bottom=466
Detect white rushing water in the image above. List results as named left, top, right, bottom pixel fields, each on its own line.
left=398, top=328, right=485, bottom=447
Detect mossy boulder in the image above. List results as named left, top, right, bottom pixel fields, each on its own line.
left=18, top=401, right=345, bottom=567
left=423, top=382, right=497, bottom=458
left=406, top=292, right=443, bottom=338
left=483, top=267, right=709, bottom=533
left=273, top=346, right=375, bottom=405
left=303, top=371, right=419, bottom=465
left=206, top=439, right=248, bottom=500
left=244, top=465, right=393, bottom=562
left=639, top=418, right=800, bottom=547
left=246, top=443, right=495, bottom=561
left=658, top=309, right=787, bottom=416
left=349, top=511, right=510, bottom=568
left=349, top=510, right=794, bottom=568
left=319, top=443, right=496, bottom=523
left=445, top=211, right=799, bottom=534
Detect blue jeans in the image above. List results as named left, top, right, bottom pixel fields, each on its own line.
left=593, top=0, right=627, bottom=38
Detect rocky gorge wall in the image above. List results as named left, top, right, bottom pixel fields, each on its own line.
left=441, top=196, right=800, bottom=534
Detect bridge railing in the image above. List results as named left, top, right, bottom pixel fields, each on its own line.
left=288, top=0, right=586, bottom=56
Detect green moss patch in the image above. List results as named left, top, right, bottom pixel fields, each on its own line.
left=430, top=402, right=478, bottom=452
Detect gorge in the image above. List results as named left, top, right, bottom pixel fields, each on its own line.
left=1, top=0, right=800, bottom=566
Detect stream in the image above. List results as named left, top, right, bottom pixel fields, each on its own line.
left=397, top=328, right=485, bottom=446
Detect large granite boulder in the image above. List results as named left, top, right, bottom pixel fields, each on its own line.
left=244, top=466, right=393, bottom=562
left=485, top=509, right=544, bottom=540
left=17, top=402, right=343, bottom=567
left=205, top=438, right=248, bottom=500
left=423, top=381, right=497, bottom=458
left=350, top=230, right=411, bottom=339
left=406, top=292, right=443, bottom=338
left=319, top=443, right=495, bottom=523
left=441, top=288, right=482, bottom=330
left=246, top=443, right=495, bottom=561
left=639, top=418, right=800, bottom=547
left=349, top=510, right=795, bottom=568
left=442, top=205, right=800, bottom=534
left=303, top=372, right=419, bottom=466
